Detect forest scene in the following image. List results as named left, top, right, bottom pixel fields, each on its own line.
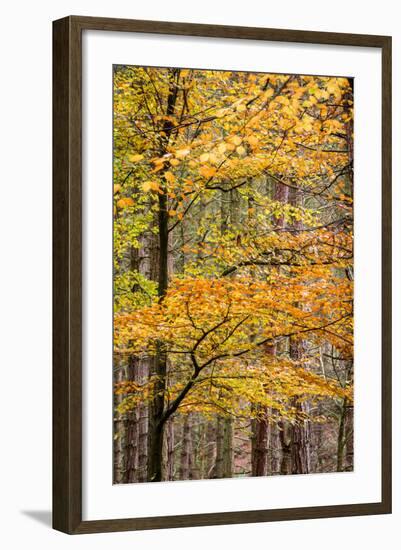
left=113, top=66, right=354, bottom=484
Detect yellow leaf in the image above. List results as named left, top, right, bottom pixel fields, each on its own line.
left=218, top=143, right=227, bottom=154
left=199, top=166, right=217, bottom=178
left=236, top=145, right=246, bottom=156
left=142, top=181, right=160, bottom=193
left=128, top=154, right=144, bottom=163
left=263, top=88, right=274, bottom=99
left=164, top=171, right=176, bottom=184
left=152, top=163, right=165, bottom=173
left=200, top=153, right=209, bottom=163
left=215, top=108, right=227, bottom=117
left=117, top=197, right=134, bottom=208
left=231, top=135, right=242, bottom=146
left=236, top=104, right=247, bottom=113
left=176, top=148, right=190, bottom=159
left=170, top=158, right=180, bottom=167
left=113, top=184, right=121, bottom=194
left=168, top=210, right=177, bottom=217
left=183, top=179, right=194, bottom=190
left=247, top=135, right=259, bottom=146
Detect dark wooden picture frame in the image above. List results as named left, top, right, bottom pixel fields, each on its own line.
left=53, top=15, right=392, bottom=534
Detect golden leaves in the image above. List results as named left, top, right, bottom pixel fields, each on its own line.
left=141, top=181, right=160, bottom=193
left=230, top=135, right=242, bottom=146
left=215, top=108, right=227, bottom=118
left=115, top=273, right=353, bottom=374
left=164, top=171, right=176, bottom=184
left=262, top=88, right=274, bottom=100
left=246, top=135, right=259, bottom=147
left=128, top=153, right=144, bottom=163
left=113, top=68, right=354, bottom=421
left=323, top=119, right=344, bottom=134
left=199, top=166, right=217, bottom=178
left=116, top=197, right=134, bottom=208
left=175, top=148, right=190, bottom=159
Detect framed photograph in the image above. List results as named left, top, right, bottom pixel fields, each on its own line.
left=53, top=16, right=392, bottom=534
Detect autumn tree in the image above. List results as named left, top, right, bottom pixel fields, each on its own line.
left=113, top=66, right=354, bottom=482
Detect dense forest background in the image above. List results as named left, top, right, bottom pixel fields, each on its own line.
left=113, top=66, right=354, bottom=483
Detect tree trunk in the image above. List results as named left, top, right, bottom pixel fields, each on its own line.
left=163, top=418, right=175, bottom=481
left=252, top=341, right=276, bottom=477
left=336, top=397, right=354, bottom=472
left=279, top=421, right=292, bottom=475
left=190, top=415, right=201, bottom=480
left=124, top=356, right=139, bottom=483
left=179, top=414, right=192, bottom=480
left=136, top=226, right=157, bottom=481
left=113, top=356, right=128, bottom=484
left=205, top=420, right=216, bottom=478
left=336, top=399, right=346, bottom=472
left=269, top=421, right=281, bottom=474
left=147, top=69, right=180, bottom=482
left=290, top=339, right=311, bottom=475
left=215, top=416, right=233, bottom=478
left=251, top=415, right=269, bottom=476
left=288, top=187, right=311, bottom=475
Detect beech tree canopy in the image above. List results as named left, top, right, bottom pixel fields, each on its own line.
left=113, top=66, right=354, bottom=483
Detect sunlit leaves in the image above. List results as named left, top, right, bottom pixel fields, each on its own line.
left=128, top=153, right=144, bottom=163
left=112, top=65, right=354, bottom=425
left=116, top=197, right=134, bottom=209
left=141, top=181, right=160, bottom=193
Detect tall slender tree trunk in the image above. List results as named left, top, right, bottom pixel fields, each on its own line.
left=279, top=421, right=293, bottom=475
left=290, top=338, right=311, bottom=474
left=215, top=416, right=233, bottom=478
left=269, top=422, right=281, bottom=474
left=212, top=188, right=236, bottom=479
left=345, top=405, right=354, bottom=470
left=124, top=356, right=139, bottom=483
left=289, top=188, right=311, bottom=475
left=251, top=342, right=275, bottom=476
left=251, top=414, right=269, bottom=476
left=113, top=356, right=128, bottom=483
left=190, top=416, right=201, bottom=480
left=273, top=179, right=298, bottom=476
left=114, top=232, right=145, bottom=483
left=164, top=418, right=175, bottom=481
left=136, top=226, right=158, bottom=481
left=337, top=398, right=347, bottom=472
left=147, top=69, right=180, bottom=482
left=179, top=414, right=193, bottom=480
left=205, top=420, right=216, bottom=478
left=337, top=396, right=354, bottom=472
